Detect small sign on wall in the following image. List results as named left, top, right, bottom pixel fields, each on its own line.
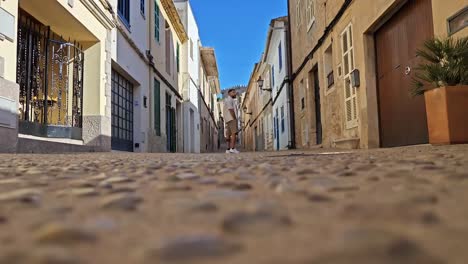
left=0, top=7, right=15, bottom=42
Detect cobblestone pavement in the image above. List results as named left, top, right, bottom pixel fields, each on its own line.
left=0, top=145, right=468, bottom=264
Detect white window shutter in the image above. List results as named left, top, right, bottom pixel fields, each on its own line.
left=342, top=24, right=358, bottom=129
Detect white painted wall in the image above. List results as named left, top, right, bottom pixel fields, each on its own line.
left=175, top=0, right=200, bottom=153
left=0, top=0, right=18, bottom=82
left=266, top=20, right=291, bottom=150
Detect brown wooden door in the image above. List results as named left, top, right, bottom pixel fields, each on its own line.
left=376, top=0, right=433, bottom=147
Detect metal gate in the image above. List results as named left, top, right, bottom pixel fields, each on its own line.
left=111, top=71, right=134, bottom=152
left=16, top=10, right=84, bottom=139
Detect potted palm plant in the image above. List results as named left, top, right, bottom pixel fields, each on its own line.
left=413, top=37, right=468, bottom=145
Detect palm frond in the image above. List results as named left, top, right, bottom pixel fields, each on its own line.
left=412, top=36, right=468, bottom=96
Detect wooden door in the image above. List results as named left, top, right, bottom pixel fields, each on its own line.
left=313, top=68, right=322, bottom=145
left=376, top=0, right=433, bottom=147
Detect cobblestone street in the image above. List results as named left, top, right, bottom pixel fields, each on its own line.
left=0, top=145, right=467, bottom=264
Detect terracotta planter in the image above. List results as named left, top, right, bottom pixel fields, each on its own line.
left=424, top=85, right=468, bottom=145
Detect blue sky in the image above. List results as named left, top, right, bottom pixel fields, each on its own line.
left=190, top=0, right=287, bottom=90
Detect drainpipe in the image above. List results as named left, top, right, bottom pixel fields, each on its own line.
left=147, top=0, right=153, bottom=152
left=286, top=2, right=296, bottom=149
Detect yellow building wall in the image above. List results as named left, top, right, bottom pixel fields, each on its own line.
left=19, top=0, right=111, bottom=117
left=0, top=0, right=19, bottom=82
left=432, top=1, right=468, bottom=38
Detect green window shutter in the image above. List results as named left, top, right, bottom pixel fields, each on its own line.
left=154, top=2, right=160, bottom=42
left=154, top=79, right=161, bottom=136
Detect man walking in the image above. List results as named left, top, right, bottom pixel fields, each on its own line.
left=224, top=89, right=240, bottom=154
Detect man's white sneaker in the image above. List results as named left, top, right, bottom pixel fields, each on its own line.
left=229, top=149, right=240, bottom=154
left=225, top=150, right=230, bottom=154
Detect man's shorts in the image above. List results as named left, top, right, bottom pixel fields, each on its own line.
left=225, top=120, right=237, bottom=138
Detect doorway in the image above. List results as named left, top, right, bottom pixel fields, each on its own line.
left=312, top=68, right=322, bottom=145
left=376, top=0, right=433, bottom=147
left=190, top=108, right=195, bottom=153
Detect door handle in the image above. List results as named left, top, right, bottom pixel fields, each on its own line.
left=405, top=66, right=411, bottom=75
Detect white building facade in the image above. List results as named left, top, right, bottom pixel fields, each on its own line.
left=109, top=0, right=151, bottom=152
left=174, top=0, right=201, bottom=153
left=147, top=0, right=187, bottom=153
left=265, top=17, right=292, bottom=150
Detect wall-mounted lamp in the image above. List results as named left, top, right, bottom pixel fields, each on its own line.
left=243, top=106, right=252, bottom=115
left=257, top=77, right=272, bottom=92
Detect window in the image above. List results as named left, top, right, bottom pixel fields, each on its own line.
left=280, top=106, right=285, bottom=133
left=118, top=0, right=130, bottom=27
left=341, top=24, right=358, bottom=128
left=271, top=66, right=275, bottom=88
left=190, top=39, right=194, bottom=60
left=111, top=70, right=134, bottom=151
left=306, top=0, right=315, bottom=31
left=140, top=0, right=145, bottom=17
left=448, top=7, right=468, bottom=35
left=295, top=0, right=302, bottom=28
left=324, top=44, right=334, bottom=89
left=154, top=78, right=161, bottom=136
left=278, top=42, right=283, bottom=71
left=176, top=42, right=180, bottom=73
left=154, top=2, right=160, bottom=42
left=300, top=80, right=305, bottom=110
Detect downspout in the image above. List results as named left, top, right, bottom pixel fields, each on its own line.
left=286, top=0, right=296, bottom=149
left=147, top=0, right=153, bottom=152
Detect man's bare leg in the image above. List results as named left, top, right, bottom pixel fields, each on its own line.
left=230, top=134, right=236, bottom=150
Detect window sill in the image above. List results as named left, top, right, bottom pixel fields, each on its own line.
left=307, top=18, right=316, bottom=33
left=325, top=85, right=336, bottom=96
left=345, top=121, right=359, bottom=130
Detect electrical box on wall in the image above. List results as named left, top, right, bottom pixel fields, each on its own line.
left=351, top=69, right=360, bottom=88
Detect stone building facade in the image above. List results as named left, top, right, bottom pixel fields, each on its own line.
left=0, top=0, right=223, bottom=153
left=288, top=0, right=468, bottom=149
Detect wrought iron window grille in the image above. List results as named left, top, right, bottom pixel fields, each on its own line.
left=16, top=10, right=84, bottom=139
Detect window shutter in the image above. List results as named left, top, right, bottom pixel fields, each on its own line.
left=341, top=24, right=358, bottom=128
left=154, top=2, right=160, bottom=41
left=154, top=79, right=161, bottom=136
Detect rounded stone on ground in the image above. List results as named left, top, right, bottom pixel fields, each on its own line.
left=222, top=210, right=292, bottom=235
left=101, top=194, right=143, bottom=211
left=196, top=178, right=218, bottom=185
left=145, top=235, right=242, bottom=262
left=157, top=183, right=192, bottom=192
left=101, top=176, right=134, bottom=185
left=70, top=188, right=99, bottom=197
left=338, top=171, right=357, bottom=177
left=175, top=172, right=200, bottom=181
left=233, top=183, right=253, bottom=191
left=0, top=189, right=41, bottom=204
left=34, top=223, right=97, bottom=245
left=307, top=193, right=333, bottom=202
